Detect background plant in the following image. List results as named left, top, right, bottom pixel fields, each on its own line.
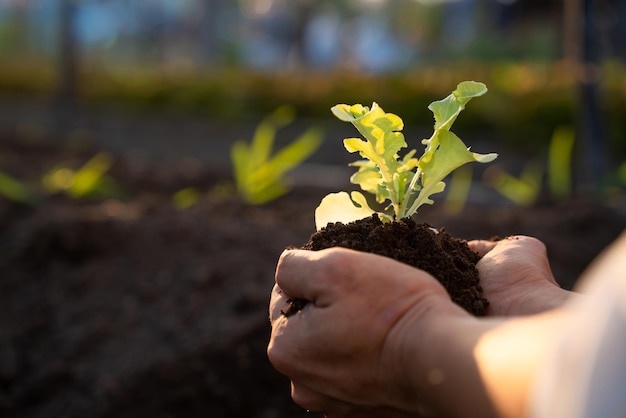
left=230, top=105, right=323, bottom=205
left=0, top=152, right=119, bottom=206
left=484, top=126, right=575, bottom=206
left=41, top=152, right=119, bottom=199
left=0, top=169, right=40, bottom=206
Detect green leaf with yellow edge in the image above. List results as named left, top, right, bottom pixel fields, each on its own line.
left=316, top=81, right=497, bottom=230
left=315, top=191, right=378, bottom=231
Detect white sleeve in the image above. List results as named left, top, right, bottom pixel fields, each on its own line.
left=531, top=231, right=626, bottom=418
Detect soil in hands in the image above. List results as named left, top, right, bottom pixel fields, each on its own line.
left=284, top=214, right=488, bottom=317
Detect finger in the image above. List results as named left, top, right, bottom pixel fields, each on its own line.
left=291, top=382, right=360, bottom=418
left=469, top=236, right=547, bottom=259
left=487, top=235, right=547, bottom=258
left=269, top=284, right=289, bottom=323
left=291, top=381, right=331, bottom=414
left=292, top=382, right=418, bottom=418
left=275, top=248, right=348, bottom=305
left=467, top=239, right=498, bottom=257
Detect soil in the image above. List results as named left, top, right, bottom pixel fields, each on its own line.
left=287, top=215, right=487, bottom=316
left=1, top=135, right=626, bottom=418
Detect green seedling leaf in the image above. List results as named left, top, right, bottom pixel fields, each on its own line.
left=249, top=106, right=295, bottom=170
left=316, top=81, right=497, bottom=230
left=41, top=153, right=118, bottom=199
left=0, top=170, right=40, bottom=206
left=68, top=153, right=114, bottom=198
left=315, top=191, right=377, bottom=231
left=172, top=187, right=200, bottom=210
left=428, top=81, right=487, bottom=133
left=548, top=126, right=574, bottom=200
left=331, top=102, right=410, bottom=216
left=485, top=163, right=543, bottom=206
left=230, top=107, right=323, bottom=205
left=619, top=161, right=626, bottom=184
left=407, top=130, right=496, bottom=216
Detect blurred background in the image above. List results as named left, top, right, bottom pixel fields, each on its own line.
left=1, top=0, right=626, bottom=197
left=2, top=0, right=626, bottom=176
left=1, top=1, right=626, bottom=418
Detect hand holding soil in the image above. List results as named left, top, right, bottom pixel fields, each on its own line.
left=268, top=233, right=626, bottom=418
left=268, top=247, right=468, bottom=417
left=267, top=244, right=533, bottom=417
left=468, top=236, right=574, bottom=316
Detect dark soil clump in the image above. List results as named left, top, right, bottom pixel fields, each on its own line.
left=288, top=214, right=487, bottom=316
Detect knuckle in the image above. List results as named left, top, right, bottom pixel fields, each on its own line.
left=266, top=339, right=291, bottom=375
left=291, top=386, right=325, bottom=413
left=507, top=235, right=547, bottom=254
left=315, top=248, right=356, bottom=281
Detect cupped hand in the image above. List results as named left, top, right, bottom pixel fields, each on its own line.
left=468, top=236, right=573, bottom=316
left=267, top=247, right=468, bottom=417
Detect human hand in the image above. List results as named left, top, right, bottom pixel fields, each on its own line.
left=468, top=236, right=573, bottom=316
left=267, top=247, right=468, bottom=417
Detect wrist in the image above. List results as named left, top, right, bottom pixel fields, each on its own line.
left=406, top=314, right=501, bottom=418
left=389, top=301, right=491, bottom=416
left=383, top=301, right=473, bottom=415
left=404, top=309, right=569, bottom=418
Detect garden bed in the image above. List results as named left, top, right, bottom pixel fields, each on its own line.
left=1, top=136, right=625, bottom=418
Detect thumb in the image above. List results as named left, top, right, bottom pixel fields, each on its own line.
left=467, top=239, right=499, bottom=257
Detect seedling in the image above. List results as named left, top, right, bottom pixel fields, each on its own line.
left=172, top=187, right=201, bottom=210
left=315, top=81, right=497, bottom=230
left=485, top=126, right=574, bottom=206
left=0, top=170, right=41, bottom=206
left=547, top=126, right=575, bottom=200
left=42, top=152, right=118, bottom=199
left=231, top=106, right=323, bottom=205
left=484, top=162, right=543, bottom=206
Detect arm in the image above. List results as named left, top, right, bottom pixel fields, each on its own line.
left=531, top=230, right=626, bottom=418
left=407, top=309, right=568, bottom=418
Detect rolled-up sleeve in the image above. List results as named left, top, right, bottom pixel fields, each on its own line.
left=531, top=231, right=626, bottom=418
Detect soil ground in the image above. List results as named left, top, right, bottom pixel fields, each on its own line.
left=1, top=127, right=626, bottom=417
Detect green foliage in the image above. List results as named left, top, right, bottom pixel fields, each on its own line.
left=2, top=58, right=626, bottom=159
left=484, top=162, right=543, bottom=207
left=485, top=126, right=574, bottom=206
left=0, top=152, right=119, bottom=206
left=42, top=153, right=119, bottom=199
left=547, top=126, right=575, bottom=200
left=172, top=187, right=200, bottom=210
left=231, top=106, right=323, bottom=205
left=0, top=170, right=40, bottom=206
left=315, top=81, right=497, bottom=230
left=619, top=161, right=626, bottom=184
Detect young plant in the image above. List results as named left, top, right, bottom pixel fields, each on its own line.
left=315, top=81, right=497, bottom=230
left=0, top=170, right=41, bottom=206
left=484, top=126, right=574, bottom=206
left=484, top=162, right=543, bottom=207
left=41, top=152, right=119, bottom=199
left=231, top=106, right=323, bottom=205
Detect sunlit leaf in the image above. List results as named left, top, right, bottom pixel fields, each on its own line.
left=230, top=107, right=323, bottom=205
left=316, top=81, right=497, bottom=227
left=315, top=191, right=376, bottom=231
